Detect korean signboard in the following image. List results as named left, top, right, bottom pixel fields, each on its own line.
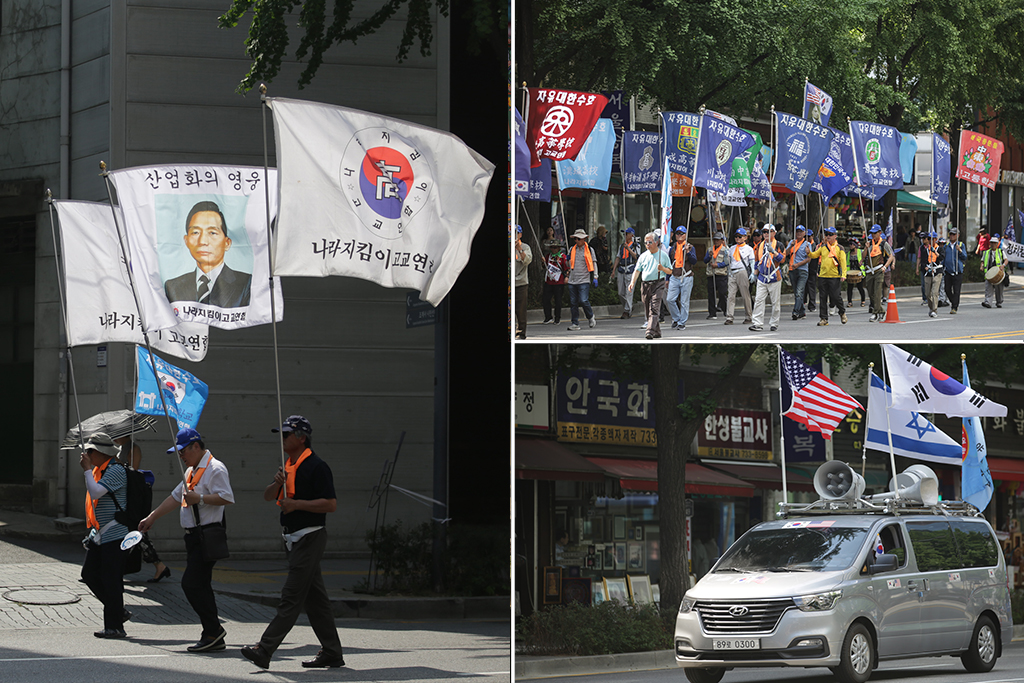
left=697, top=408, right=773, bottom=461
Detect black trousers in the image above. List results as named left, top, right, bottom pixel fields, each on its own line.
left=258, top=528, right=343, bottom=658
left=944, top=272, right=963, bottom=310
left=183, top=529, right=222, bottom=638
left=818, top=278, right=845, bottom=320
left=82, top=539, right=128, bottom=630
left=707, top=274, right=727, bottom=316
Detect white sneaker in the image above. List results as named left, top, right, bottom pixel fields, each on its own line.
left=929, top=311, right=937, bottom=318
left=588, top=317, right=596, bottom=328
left=567, top=323, right=581, bottom=331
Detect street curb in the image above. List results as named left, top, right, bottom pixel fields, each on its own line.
left=217, top=589, right=509, bottom=621
left=515, top=649, right=676, bottom=680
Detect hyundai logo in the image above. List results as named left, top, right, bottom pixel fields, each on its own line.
left=728, top=605, right=749, bottom=617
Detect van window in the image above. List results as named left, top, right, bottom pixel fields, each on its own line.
left=906, top=520, right=959, bottom=572
left=951, top=519, right=999, bottom=568
left=875, top=523, right=907, bottom=567
left=715, top=526, right=869, bottom=572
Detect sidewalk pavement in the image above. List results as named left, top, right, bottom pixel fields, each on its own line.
left=525, top=280, right=999, bottom=323
left=515, top=624, right=1024, bottom=679
left=0, top=509, right=507, bottom=621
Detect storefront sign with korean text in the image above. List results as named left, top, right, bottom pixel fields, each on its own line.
left=697, top=408, right=773, bottom=461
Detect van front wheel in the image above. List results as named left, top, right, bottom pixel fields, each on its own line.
left=961, top=615, right=997, bottom=673
left=684, top=667, right=725, bottom=683
left=830, top=623, right=873, bottom=683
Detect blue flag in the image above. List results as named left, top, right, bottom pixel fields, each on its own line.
left=621, top=131, right=663, bottom=193
left=899, top=133, right=918, bottom=184
left=961, top=359, right=993, bottom=511
left=135, top=346, right=209, bottom=430
left=749, top=145, right=773, bottom=200
left=521, top=159, right=552, bottom=202
left=775, top=112, right=834, bottom=195
left=813, top=128, right=854, bottom=200
left=693, top=115, right=755, bottom=195
left=601, top=90, right=630, bottom=174
left=843, top=178, right=889, bottom=201
left=660, top=112, right=701, bottom=178
left=660, top=153, right=672, bottom=240
left=514, top=109, right=531, bottom=196
left=931, top=133, right=951, bottom=205
left=850, top=121, right=904, bottom=192
left=556, top=118, right=616, bottom=191
left=803, top=81, right=834, bottom=127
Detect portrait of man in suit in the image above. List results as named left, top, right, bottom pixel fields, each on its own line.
left=164, top=201, right=252, bottom=308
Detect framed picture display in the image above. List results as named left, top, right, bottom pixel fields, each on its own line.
left=593, top=545, right=604, bottom=570
left=604, top=576, right=629, bottom=605
left=627, top=540, right=645, bottom=571
left=562, top=577, right=592, bottom=605
left=593, top=582, right=607, bottom=605
left=634, top=526, right=644, bottom=541
left=603, top=544, right=615, bottom=569
left=652, top=583, right=661, bottom=604
left=613, top=515, right=626, bottom=540
left=614, top=542, right=626, bottom=569
left=543, top=566, right=562, bottom=605
left=627, top=575, right=654, bottom=605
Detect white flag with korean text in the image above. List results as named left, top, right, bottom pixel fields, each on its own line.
left=53, top=200, right=210, bottom=361
left=882, top=344, right=1007, bottom=418
left=268, top=97, right=496, bottom=306
left=108, top=165, right=283, bottom=331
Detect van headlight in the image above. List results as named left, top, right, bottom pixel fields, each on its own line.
left=793, top=589, right=842, bottom=611
left=679, top=595, right=696, bottom=614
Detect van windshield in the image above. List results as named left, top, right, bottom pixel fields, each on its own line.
left=715, top=525, right=869, bottom=573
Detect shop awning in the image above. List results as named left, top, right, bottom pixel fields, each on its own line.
left=987, top=456, right=1024, bottom=482
left=896, top=189, right=935, bottom=210
left=700, top=460, right=815, bottom=492
left=771, top=183, right=795, bottom=195
left=584, top=456, right=755, bottom=497
left=515, top=437, right=609, bottom=482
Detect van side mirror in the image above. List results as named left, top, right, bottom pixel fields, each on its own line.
left=868, top=553, right=898, bottom=574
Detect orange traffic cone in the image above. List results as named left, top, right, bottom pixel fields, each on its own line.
left=881, top=284, right=901, bottom=323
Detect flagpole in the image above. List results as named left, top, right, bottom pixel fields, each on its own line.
left=45, top=192, right=86, bottom=516
left=877, top=345, right=900, bottom=501
left=769, top=106, right=776, bottom=227
left=259, top=85, right=289, bottom=477
left=862, top=363, right=873, bottom=478
left=99, top=164, right=188, bottom=489
left=777, top=345, right=788, bottom=507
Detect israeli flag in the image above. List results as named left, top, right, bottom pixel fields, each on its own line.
left=693, top=115, right=754, bottom=195
left=865, top=371, right=962, bottom=465
left=135, top=346, right=209, bottom=430
left=775, top=112, right=834, bottom=195
left=931, top=133, right=952, bottom=205
left=813, top=128, right=854, bottom=200
left=556, top=118, right=615, bottom=191
left=660, top=111, right=701, bottom=178
left=850, top=121, right=904, bottom=191
left=961, top=360, right=994, bottom=511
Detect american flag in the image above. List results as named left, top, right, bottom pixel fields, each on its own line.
left=780, top=349, right=863, bottom=440
left=806, top=85, right=824, bottom=104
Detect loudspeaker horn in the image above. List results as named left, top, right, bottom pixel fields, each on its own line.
left=813, top=460, right=866, bottom=501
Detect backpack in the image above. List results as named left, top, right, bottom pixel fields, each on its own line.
left=111, top=463, right=154, bottom=531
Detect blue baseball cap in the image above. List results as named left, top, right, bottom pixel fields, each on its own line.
left=516, top=225, right=523, bottom=234
left=167, top=428, right=202, bottom=454
left=675, top=225, right=687, bottom=233
left=795, top=224, right=806, bottom=232
left=928, top=231, right=937, bottom=238
left=272, top=415, right=313, bottom=436
left=869, top=225, right=882, bottom=234
left=992, top=233, right=1001, bottom=240
left=624, top=227, right=635, bottom=234
left=735, top=228, right=747, bottom=236
left=823, top=226, right=837, bottom=235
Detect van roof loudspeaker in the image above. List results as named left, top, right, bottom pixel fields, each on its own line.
left=888, top=464, right=940, bottom=506
left=813, top=461, right=866, bottom=501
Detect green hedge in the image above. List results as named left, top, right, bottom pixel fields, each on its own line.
left=516, top=601, right=672, bottom=656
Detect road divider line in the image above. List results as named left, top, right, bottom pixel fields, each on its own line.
left=0, top=654, right=171, bottom=663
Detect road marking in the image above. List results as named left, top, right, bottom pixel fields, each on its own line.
left=0, top=654, right=171, bottom=663
left=947, top=330, right=1024, bottom=339
left=455, top=672, right=512, bottom=677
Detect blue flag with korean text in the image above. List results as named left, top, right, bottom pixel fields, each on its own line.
left=749, top=145, right=773, bottom=200
left=850, top=121, right=904, bottom=192
left=961, top=359, right=994, bottom=511
left=899, top=133, right=918, bottom=184
left=775, top=112, right=834, bottom=195
left=660, top=153, right=672, bottom=238
left=931, top=133, right=951, bottom=205
left=601, top=90, right=629, bottom=174
left=813, top=128, right=854, bottom=200
left=622, top=131, right=663, bottom=193
left=514, top=109, right=531, bottom=196
left=693, top=115, right=755, bottom=195
left=135, top=346, right=208, bottom=430
left=660, top=112, right=700, bottom=178
left=803, top=81, right=834, bottom=127
left=521, top=159, right=552, bottom=202
left=556, top=119, right=615, bottom=191
left=843, top=176, right=889, bottom=201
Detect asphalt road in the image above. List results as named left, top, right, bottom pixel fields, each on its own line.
left=520, top=282, right=1024, bottom=342
left=0, top=536, right=512, bottom=683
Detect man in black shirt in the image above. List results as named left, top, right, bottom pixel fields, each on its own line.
left=241, top=415, right=345, bottom=670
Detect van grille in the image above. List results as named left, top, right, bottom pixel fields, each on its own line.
left=695, top=599, right=794, bottom=634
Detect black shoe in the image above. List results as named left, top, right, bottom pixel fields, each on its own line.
left=982, top=302, right=992, bottom=308
left=706, top=314, right=717, bottom=320
left=148, top=567, right=171, bottom=583
left=302, top=650, right=346, bottom=668
left=748, top=325, right=763, bottom=331
left=241, top=644, right=271, bottom=669
left=671, top=322, right=678, bottom=330
left=645, top=332, right=653, bottom=340
left=94, top=628, right=127, bottom=639
left=770, top=326, right=778, bottom=332
left=189, top=628, right=227, bottom=652
left=997, top=303, right=1002, bottom=308
left=797, top=313, right=806, bottom=320
left=123, top=609, right=133, bottom=623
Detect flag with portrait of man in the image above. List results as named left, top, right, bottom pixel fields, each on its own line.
left=108, top=165, right=284, bottom=331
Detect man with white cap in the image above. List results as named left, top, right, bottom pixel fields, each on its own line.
left=921, top=231, right=944, bottom=317
left=80, top=432, right=131, bottom=639
left=565, top=229, right=598, bottom=330
left=982, top=232, right=1006, bottom=309
left=139, top=427, right=234, bottom=652
left=749, top=224, right=785, bottom=332
left=724, top=228, right=755, bottom=325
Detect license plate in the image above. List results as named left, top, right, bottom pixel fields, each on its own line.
left=712, top=638, right=760, bottom=650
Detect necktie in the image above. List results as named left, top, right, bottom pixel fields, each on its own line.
left=198, top=274, right=210, bottom=302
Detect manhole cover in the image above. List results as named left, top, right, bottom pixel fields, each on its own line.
left=3, top=589, right=81, bottom=605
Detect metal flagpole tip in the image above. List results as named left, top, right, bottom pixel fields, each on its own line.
left=961, top=353, right=966, bottom=360
left=45, top=189, right=52, bottom=202
left=259, top=83, right=267, bottom=95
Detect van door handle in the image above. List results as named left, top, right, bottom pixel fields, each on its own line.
left=905, top=580, right=918, bottom=591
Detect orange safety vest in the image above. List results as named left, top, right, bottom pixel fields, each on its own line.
left=788, top=239, right=804, bottom=268
left=673, top=241, right=689, bottom=268
left=757, top=238, right=777, bottom=263
left=870, top=238, right=883, bottom=258
left=569, top=244, right=595, bottom=273
left=85, top=459, right=112, bottom=531
left=181, top=458, right=209, bottom=508
left=620, top=241, right=635, bottom=260
left=926, top=244, right=938, bottom=264
left=277, top=448, right=313, bottom=505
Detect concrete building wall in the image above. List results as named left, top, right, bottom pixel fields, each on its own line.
left=2, top=0, right=449, bottom=555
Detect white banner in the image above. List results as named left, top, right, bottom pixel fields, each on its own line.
left=268, top=97, right=495, bottom=306
left=53, top=201, right=209, bottom=361
left=1002, top=239, right=1024, bottom=262
left=108, top=165, right=283, bottom=330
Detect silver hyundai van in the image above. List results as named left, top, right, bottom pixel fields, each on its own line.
left=674, top=462, right=1012, bottom=683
